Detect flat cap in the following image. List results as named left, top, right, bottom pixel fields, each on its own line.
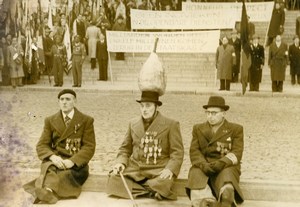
left=57, top=89, right=76, bottom=99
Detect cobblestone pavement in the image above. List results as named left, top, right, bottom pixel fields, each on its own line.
left=1, top=89, right=300, bottom=206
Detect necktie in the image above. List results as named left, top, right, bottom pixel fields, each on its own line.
left=64, top=116, right=71, bottom=127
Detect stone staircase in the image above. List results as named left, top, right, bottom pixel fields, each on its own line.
left=39, top=11, right=298, bottom=88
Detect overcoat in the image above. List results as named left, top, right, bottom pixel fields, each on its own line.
left=7, top=44, right=24, bottom=78
left=288, top=44, right=300, bottom=76
left=186, top=120, right=244, bottom=204
left=106, top=112, right=184, bottom=199
left=85, top=25, right=101, bottom=58
left=216, top=44, right=236, bottom=80
left=268, top=42, right=288, bottom=81
left=23, top=108, right=96, bottom=199
left=250, top=44, right=265, bottom=84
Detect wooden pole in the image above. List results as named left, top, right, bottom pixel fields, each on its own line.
left=119, top=172, right=139, bottom=207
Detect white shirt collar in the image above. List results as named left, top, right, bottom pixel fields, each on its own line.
left=62, top=109, right=75, bottom=120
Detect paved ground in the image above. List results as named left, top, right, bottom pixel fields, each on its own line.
left=1, top=82, right=300, bottom=206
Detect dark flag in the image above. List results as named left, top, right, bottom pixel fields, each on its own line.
left=240, top=0, right=251, bottom=95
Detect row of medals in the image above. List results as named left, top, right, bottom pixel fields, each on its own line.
left=66, top=138, right=81, bottom=155
left=140, top=132, right=162, bottom=165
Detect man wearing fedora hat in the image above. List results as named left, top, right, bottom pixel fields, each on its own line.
left=23, top=89, right=96, bottom=204
left=288, top=35, right=300, bottom=85
left=106, top=91, right=184, bottom=201
left=186, top=96, right=244, bottom=207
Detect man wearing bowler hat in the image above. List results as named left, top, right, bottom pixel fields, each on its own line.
left=106, top=91, right=184, bottom=201
left=186, top=96, right=244, bottom=207
left=23, top=89, right=96, bottom=204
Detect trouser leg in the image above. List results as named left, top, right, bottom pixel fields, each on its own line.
left=291, top=75, right=296, bottom=85
left=220, top=79, right=225, bottom=90
left=190, top=184, right=217, bottom=207
left=219, top=183, right=235, bottom=207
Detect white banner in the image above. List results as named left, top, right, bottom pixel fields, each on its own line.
left=106, top=30, right=220, bottom=53
left=182, top=2, right=274, bottom=22
left=130, top=9, right=236, bottom=30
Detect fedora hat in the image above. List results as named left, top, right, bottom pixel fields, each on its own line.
left=136, top=91, right=162, bottom=106
left=203, top=96, right=229, bottom=111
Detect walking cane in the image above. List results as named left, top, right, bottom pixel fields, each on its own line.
left=119, top=172, right=139, bottom=207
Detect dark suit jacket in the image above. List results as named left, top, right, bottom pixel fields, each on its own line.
left=36, top=107, right=96, bottom=167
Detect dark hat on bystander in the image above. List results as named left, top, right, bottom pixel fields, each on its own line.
left=203, top=96, right=229, bottom=111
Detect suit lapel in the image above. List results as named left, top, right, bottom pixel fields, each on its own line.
left=209, top=120, right=231, bottom=144
left=131, top=117, right=145, bottom=139
left=131, top=112, right=168, bottom=139
left=147, top=112, right=168, bottom=136
left=55, top=108, right=83, bottom=144
left=51, top=111, right=65, bottom=136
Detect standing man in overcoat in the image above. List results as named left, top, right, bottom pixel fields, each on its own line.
left=249, top=35, right=265, bottom=91
left=268, top=35, right=288, bottom=92
left=96, top=32, right=108, bottom=81
left=216, top=36, right=236, bottom=91
left=85, top=21, right=101, bottom=70
left=186, top=96, right=244, bottom=207
left=23, top=89, right=96, bottom=204
left=288, top=35, right=300, bottom=85
left=106, top=91, right=184, bottom=201
left=7, top=37, right=24, bottom=88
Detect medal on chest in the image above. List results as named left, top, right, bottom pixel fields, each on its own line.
left=140, top=131, right=161, bottom=164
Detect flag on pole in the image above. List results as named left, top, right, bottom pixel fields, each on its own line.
left=63, top=24, right=72, bottom=74
left=240, top=0, right=251, bottom=95
left=48, top=1, right=53, bottom=31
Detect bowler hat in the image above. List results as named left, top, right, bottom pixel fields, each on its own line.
left=136, top=91, right=162, bottom=106
left=203, top=96, right=229, bottom=111
left=58, top=89, right=76, bottom=99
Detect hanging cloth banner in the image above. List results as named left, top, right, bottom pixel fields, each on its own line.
left=106, top=30, right=220, bottom=53
left=182, top=2, right=274, bottom=22
left=130, top=9, right=236, bottom=30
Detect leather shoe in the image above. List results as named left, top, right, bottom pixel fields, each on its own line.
left=72, top=85, right=78, bottom=87
left=35, top=188, right=58, bottom=204
left=154, top=192, right=163, bottom=201
left=199, top=198, right=218, bottom=207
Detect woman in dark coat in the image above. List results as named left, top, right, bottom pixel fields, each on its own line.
left=288, top=35, right=300, bottom=85
left=186, top=96, right=244, bottom=207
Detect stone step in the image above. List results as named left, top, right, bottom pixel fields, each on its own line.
left=20, top=171, right=300, bottom=202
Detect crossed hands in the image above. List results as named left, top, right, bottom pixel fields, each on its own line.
left=49, top=155, right=74, bottom=170
left=197, top=160, right=226, bottom=176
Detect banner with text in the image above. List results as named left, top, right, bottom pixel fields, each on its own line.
left=182, top=2, right=274, bottom=22
left=130, top=9, right=236, bottom=30
left=106, top=30, right=220, bottom=53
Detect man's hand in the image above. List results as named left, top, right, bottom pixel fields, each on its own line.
left=49, top=155, right=66, bottom=170
left=195, top=162, right=216, bottom=176
left=112, top=163, right=125, bottom=175
left=62, top=159, right=75, bottom=169
left=159, top=169, right=173, bottom=180
left=210, top=160, right=226, bottom=173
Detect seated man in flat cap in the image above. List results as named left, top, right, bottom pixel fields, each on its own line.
left=186, top=96, right=244, bottom=207
left=23, top=89, right=96, bottom=204
left=106, top=91, right=184, bottom=201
